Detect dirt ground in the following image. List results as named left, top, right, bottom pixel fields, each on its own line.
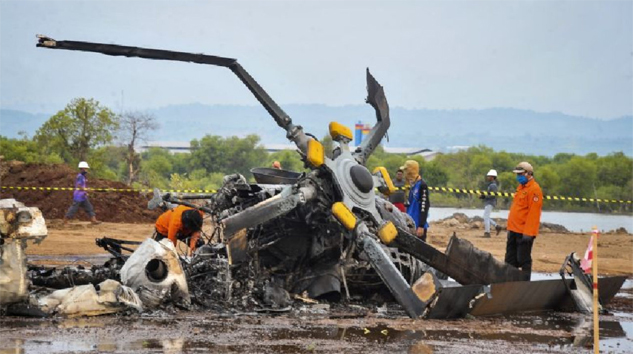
left=28, top=219, right=633, bottom=276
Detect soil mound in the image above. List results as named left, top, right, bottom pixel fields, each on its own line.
left=0, top=162, right=159, bottom=223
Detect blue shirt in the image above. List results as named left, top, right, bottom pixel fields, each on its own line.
left=73, top=173, right=88, bottom=202
left=407, top=178, right=430, bottom=229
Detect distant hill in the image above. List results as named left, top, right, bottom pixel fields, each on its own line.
left=2, top=105, right=631, bottom=156
left=0, top=110, right=50, bottom=138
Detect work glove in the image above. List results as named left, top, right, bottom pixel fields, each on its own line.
left=478, top=194, right=486, bottom=200
left=520, top=234, right=534, bottom=243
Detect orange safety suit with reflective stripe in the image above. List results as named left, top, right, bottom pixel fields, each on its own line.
left=507, top=178, right=543, bottom=237
left=155, top=205, right=204, bottom=250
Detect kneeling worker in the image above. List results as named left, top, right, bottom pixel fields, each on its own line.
left=155, top=205, right=204, bottom=255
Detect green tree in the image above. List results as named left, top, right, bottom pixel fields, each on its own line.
left=35, top=98, right=119, bottom=162
left=492, top=151, right=515, bottom=174
left=268, top=149, right=306, bottom=172
left=138, top=148, right=174, bottom=187
left=189, top=134, right=267, bottom=178
left=535, top=164, right=560, bottom=196
left=0, top=136, right=63, bottom=164
left=118, top=111, right=159, bottom=185
left=423, top=161, right=449, bottom=187
left=556, top=156, right=598, bottom=198
left=597, top=152, right=633, bottom=187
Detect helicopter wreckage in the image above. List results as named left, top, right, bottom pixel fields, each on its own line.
left=0, top=36, right=625, bottom=319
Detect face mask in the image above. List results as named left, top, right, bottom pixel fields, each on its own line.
left=516, top=175, right=528, bottom=185
left=81, top=170, right=88, bottom=176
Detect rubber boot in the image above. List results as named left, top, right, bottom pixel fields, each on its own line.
left=495, top=225, right=503, bottom=235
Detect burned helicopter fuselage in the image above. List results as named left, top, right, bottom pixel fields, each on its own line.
left=202, top=171, right=424, bottom=304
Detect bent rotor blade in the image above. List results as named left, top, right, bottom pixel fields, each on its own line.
left=356, top=232, right=426, bottom=318
left=35, top=35, right=311, bottom=154
left=392, top=228, right=523, bottom=285
left=354, top=69, right=391, bottom=165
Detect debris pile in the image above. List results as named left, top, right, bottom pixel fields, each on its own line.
left=0, top=161, right=158, bottom=223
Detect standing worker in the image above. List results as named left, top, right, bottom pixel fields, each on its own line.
left=64, top=161, right=101, bottom=225
left=505, top=161, right=543, bottom=280
left=479, top=169, right=503, bottom=238
left=404, top=160, right=430, bottom=242
left=389, top=168, right=407, bottom=212
left=154, top=205, right=204, bottom=255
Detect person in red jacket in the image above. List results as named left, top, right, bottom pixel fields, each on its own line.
left=505, top=161, right=543, bottom=280
left=154, top=205, right=204, bottom=255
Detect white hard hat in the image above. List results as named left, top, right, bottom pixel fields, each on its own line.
left=78, top=161, right=90, bottom=169
left=486, top=169, right=497, bottom=177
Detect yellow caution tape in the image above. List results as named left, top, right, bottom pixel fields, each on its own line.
left=0, top=186, right=218, bottom=194
left=2, top=185, right=631, bottom=204
left=386, top=186, right=632, bottom=204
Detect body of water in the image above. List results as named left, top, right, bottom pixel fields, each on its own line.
left=429, top=207, right=633, bottom=233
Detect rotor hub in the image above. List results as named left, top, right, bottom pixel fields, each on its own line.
left=350, top=165, right=373, bottom=193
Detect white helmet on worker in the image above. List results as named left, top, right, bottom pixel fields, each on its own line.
left=78, top=161, right=90, bottom=169
left=486, top=169, right=497, bottom=177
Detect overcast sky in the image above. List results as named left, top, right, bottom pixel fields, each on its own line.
left=0, top=0, right=631, bottom=119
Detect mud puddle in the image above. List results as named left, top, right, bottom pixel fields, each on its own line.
left=1, top=311, right=632, bottom=354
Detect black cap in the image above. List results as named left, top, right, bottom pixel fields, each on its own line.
left=182, top=209, right=203, bottom=231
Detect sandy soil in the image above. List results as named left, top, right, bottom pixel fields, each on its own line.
left=28, top=219, right=633, bottom=276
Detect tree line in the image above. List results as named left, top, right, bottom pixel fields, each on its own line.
left=2, top=98, right=631, bottom=213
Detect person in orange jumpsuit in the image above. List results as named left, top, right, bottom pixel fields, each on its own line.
left=154, top=205, right=204, bottom=254
left=505, top=161, right=543, bottom=280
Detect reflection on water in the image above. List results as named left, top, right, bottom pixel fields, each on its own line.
left=430, top=207, right=633, bottom=233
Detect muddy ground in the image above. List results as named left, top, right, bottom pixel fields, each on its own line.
left=1, top=305, right=632, bottom=353
left=3, top=220, right=632, bottom=353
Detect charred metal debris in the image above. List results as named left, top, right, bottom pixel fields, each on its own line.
left=0, top=36, right=625, bottom=319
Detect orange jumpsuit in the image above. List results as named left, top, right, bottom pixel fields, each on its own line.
left=155, top=205, right=204, bottom=250
left=507, top=178, right=543, bottom=237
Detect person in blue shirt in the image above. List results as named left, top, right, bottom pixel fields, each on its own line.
left=63, top=161, right=101, bottom=225
left=404, top=160, right=430, bottom=242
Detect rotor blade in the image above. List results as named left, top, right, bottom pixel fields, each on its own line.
left=391, top=228, right=523, bottom=285
left=35, top=35, right=311, bottom=153
left=356, top=232, right=426, bottom=318
left=354, top=69, right=391, bottom=165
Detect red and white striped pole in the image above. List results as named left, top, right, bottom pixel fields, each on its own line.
left=592, top=226, right=600, bottom=354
